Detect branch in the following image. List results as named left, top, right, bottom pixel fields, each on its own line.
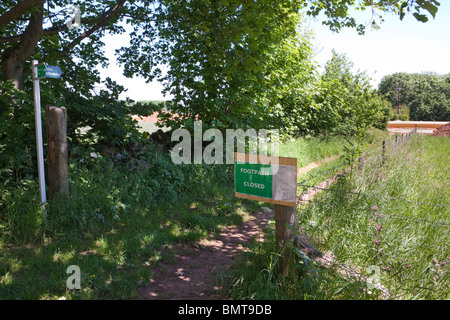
left=0, top=0, right=46, bottom=30
left=56, top=0, right=128, bottom=59
left=0, top=35, right=22, bottom=44
left=0, top=16, right=105, bottom=44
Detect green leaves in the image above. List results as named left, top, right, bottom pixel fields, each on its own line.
left=303, top=1, right=440, bottom=34
left=148, top=0, right=314, bottom=131
left=399, top=0, right=440, bottom=22
left=378, top=72, right=450, bottom=121
left=287, top=50, right=390, bottom=136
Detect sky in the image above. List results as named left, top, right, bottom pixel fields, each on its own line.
left=307, top=3, right=450, bottom=87
left=98, top=3, right=450, bottom=102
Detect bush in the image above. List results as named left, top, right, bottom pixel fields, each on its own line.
left=0, top=140, right=234, bottom=242
left=0, top=80, right=37, bottom=183
left=389, top=104, right=410, bottom=121
left=282, top=51, right=390, bottom=136
left=0, top=78, right=159, bottom=186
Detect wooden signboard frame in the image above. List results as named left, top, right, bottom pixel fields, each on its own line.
left=234, top=152, right=297, bottom=207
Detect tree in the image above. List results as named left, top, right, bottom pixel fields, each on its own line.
left=0, top=0, right=442, bottom=135
left=0, top=0, right=440, bottom=100
left=293, top=50, right=390, bottom=136
left=0, top=0, right=441, bottom=185
left=378, top=72, right=450, bottom=121
left=0, top=1, right=156, bottom=182
left=114, top=0, right=439, bottom=131
left=140, top=0, right=316, bottom=132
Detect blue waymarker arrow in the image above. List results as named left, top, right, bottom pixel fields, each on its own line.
left=45, top=65, right=62, bottom=79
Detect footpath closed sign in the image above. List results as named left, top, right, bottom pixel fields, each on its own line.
left=234, top=153, right=297, bottom=207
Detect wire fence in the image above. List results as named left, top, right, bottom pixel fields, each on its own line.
left=294, top=127, right=450, bottom=276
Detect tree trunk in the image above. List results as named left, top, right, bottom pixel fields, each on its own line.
left=0, top=4, right=43, bottom=115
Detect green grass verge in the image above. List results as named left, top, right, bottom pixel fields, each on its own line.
left=226, top=133, right=449, bottom=300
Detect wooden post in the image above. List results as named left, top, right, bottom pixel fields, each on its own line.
left=46, top=106, right=69, bottom=199
left=275, top=204, right=296, bottom=275
left=382, top=140, right=386, bottom=165
left=395, top=135, right=398, bottom=147
left=358, top=151, right=365, bottom=170
left=359, top=151, right=365, bottom=182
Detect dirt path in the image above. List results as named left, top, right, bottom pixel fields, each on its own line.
left=138, top=208, right=273, bottom=300
left=297, top=155, right=339, bottom=176
left=137, top=156, right=340, bottom=300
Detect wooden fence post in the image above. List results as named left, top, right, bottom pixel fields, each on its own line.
left=382, top=140, right=387, bottom=165
left=46, top=106, right=69, bottom=199
left=358, top=151, right=365, bottom=176
left=274, top=204, right=296, bottom=275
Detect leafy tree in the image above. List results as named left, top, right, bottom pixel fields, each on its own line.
left=0, top=0, right=155, bottom=182
left=144, top=0, right=316, bottom=132
left=378, top=72, right=450, bottom=121
left=295, top=50, right=390, bottom=136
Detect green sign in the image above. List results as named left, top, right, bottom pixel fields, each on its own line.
left=234, top=153, right=298, bottom=207
left=235, top=162, right=273, bottom=199
left=37, top=65, right=46, bottom=78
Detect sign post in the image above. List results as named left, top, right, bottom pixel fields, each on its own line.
left=32, top=60, right=63, bottom=215
left=234, top=152, right=297, bottom=274
left=32, top=60, right=47, bottom=215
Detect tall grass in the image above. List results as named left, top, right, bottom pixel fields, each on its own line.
left=0, top=131, right=365, bottom=299
left=0, top=142, right=239, bottom=299
left=227, top=134, right=449, bottom=300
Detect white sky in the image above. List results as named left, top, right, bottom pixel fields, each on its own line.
left=307, top=3, right=450, bottom=88
left=98, top=3, right=450, bottom=101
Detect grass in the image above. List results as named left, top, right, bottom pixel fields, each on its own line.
left=0, top=182, right=252, bottom=299
left=0, top=142, right=240, bottom=299
left=226, top=133, right=449, bottom=300
left=0, top=131, right=347, bottom=299
left=6, top=127, right=441, bottom=300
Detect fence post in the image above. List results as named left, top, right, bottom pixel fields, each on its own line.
left=358, top=151, right=365, bottom=173
left=274, top=204, right=296, bottom=275
left=46, top=105, right=69, bottom=199
left=382, top=140, right=387, bottom=165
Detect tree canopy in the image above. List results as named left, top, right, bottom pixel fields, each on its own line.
left=0, top=0, right=441, bottom=92
left=378, top=72, right=450, bottom=121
